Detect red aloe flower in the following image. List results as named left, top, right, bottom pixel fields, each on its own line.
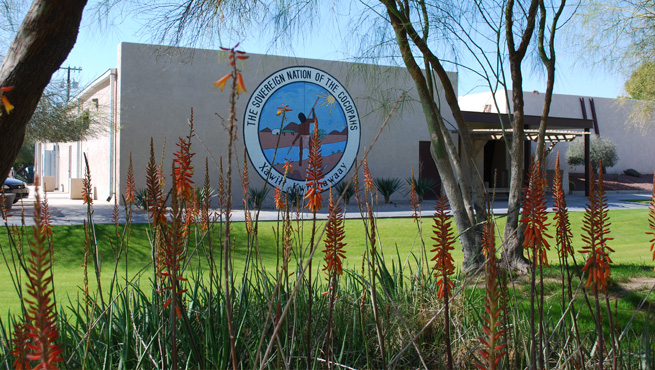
left=112, top=196, right=120, bottom=226
left=82, top=161, right=93, bottom=205
left=40, top=195, right=53, bottom=239
left=22, top=196, right=64, bottom=369
left=410, top=168, right=421, bottom=221
left=648, top=173, right=655, bottom=270
left=159, top=190, right=189, bottom=370
left=146, top=138, right=166, bottom=226
left=323, top=189, right=347, bottom=277
left=11, top=323, right=30, bottom=370
left=200, top=158, right=212, bottom=231
left=217, top=157, right=226, bottom=213
left=580, top=162, right=614, bottom=292
left=241, top=149, right=253, bottom=232
left=281, top=207, right=293, bottom=275
left=431, top=196, right=455, bottom=300
left=363, top=155, right=374, bottom=193
left=172, top=118, right=195, bottom=203
left=552, top=153, right=573, bottom=260
left=274, top=186, right=285, bottom=210
left=125, top=153, right=136, bottom=204
left=521, top=158, right=551, bottom=267
left=476, top=217, right=507, bottom=370
left=305, top=121, right=326, bottom=212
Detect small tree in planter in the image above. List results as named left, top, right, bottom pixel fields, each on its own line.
left=566, top=135, right=619, bottom=174
left=374, top=177, right=402, bottom=204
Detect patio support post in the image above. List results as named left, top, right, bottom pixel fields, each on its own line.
left=584, top=128, right=590, bottom=196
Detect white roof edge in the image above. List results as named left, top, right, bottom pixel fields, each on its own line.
left=74, top=68, right=116, bottom=101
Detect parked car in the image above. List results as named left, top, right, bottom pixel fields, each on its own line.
left=2, top=177, right=29, bottom=203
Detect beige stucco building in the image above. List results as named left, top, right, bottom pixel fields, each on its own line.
left=36, top=42, right=653, bottom=206
left=35, top=42, right=454, bottom=204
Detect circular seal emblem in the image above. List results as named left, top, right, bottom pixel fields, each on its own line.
left=243, top=66, right=361, bottom=193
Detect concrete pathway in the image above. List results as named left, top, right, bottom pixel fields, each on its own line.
left=2, top=187, right=652, bottom=227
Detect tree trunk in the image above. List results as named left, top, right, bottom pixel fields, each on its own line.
left=535, top=0, right=566, bottom=163
left=383, top=1, right=484, bottom=271
left=501, top=0, right=539, bottom=272
left=0, top=0, right=88, bottom=182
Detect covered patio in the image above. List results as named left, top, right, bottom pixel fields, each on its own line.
left=461, top=111, right=595, bottom=195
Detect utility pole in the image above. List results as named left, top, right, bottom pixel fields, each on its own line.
left=60, top=66, right=82, bottom=101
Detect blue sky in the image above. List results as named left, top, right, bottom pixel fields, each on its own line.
left=60, top=4, right=625, bottom=99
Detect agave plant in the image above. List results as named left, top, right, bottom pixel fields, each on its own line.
left=334, top=179, right=357, bottom=205
left=134, top=188, right=148, bottom=211
left=406, top=176, right=436, bottom=202
left=374, top=177, right=402, bottom=204
left=248, top=186, right=270, bottom=209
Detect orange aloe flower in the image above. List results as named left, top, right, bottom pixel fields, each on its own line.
left=363, top=156, right=373, bottom=193
left=283, top=158, right=293, bottom=175
left=213, top=74, right=231, bottom=92
left=236, top=73, right=246, bottom=94
left=2, top=96, right=13, bottom=114
left=277, top=103, right=292, bottom=116
left=215, top=44, right=248, bottom=94
left=1, top=86, right=13, bottom=114
left=274, top=185, right=285, bottom=210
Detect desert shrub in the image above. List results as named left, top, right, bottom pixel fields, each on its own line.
left=248, top=186, right=269, bottom=209
left=374, top=177, right=402, bottom=204
left=406, top=176, right=436, bottom=202
left=334, top=179, right=356, bottom=204
left=624, top=168, right=641, bottom=177
left=566, top=134, right=618, bottom=173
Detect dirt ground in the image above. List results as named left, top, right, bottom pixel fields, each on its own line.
left=570, top=173, right=654, bottom=192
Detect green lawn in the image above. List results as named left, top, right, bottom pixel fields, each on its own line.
left=1, top=208, right=654, bottom=318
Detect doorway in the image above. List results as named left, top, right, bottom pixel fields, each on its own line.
left=418, top=141, right=442, bottom=199
left=483, top=140, right=508, bottom=189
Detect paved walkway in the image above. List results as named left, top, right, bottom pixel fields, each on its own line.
left=2, top=187, right=652, bottom=227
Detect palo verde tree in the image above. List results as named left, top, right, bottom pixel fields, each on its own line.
left=0, top=0, right=89, bottom=182
left=577, top=0, right=655, bottom=129
left=27, top=81, right=105, bottom=144
left=363, top=0, right=567, bottom=271
left=142, top=0, right=567, bottom=271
